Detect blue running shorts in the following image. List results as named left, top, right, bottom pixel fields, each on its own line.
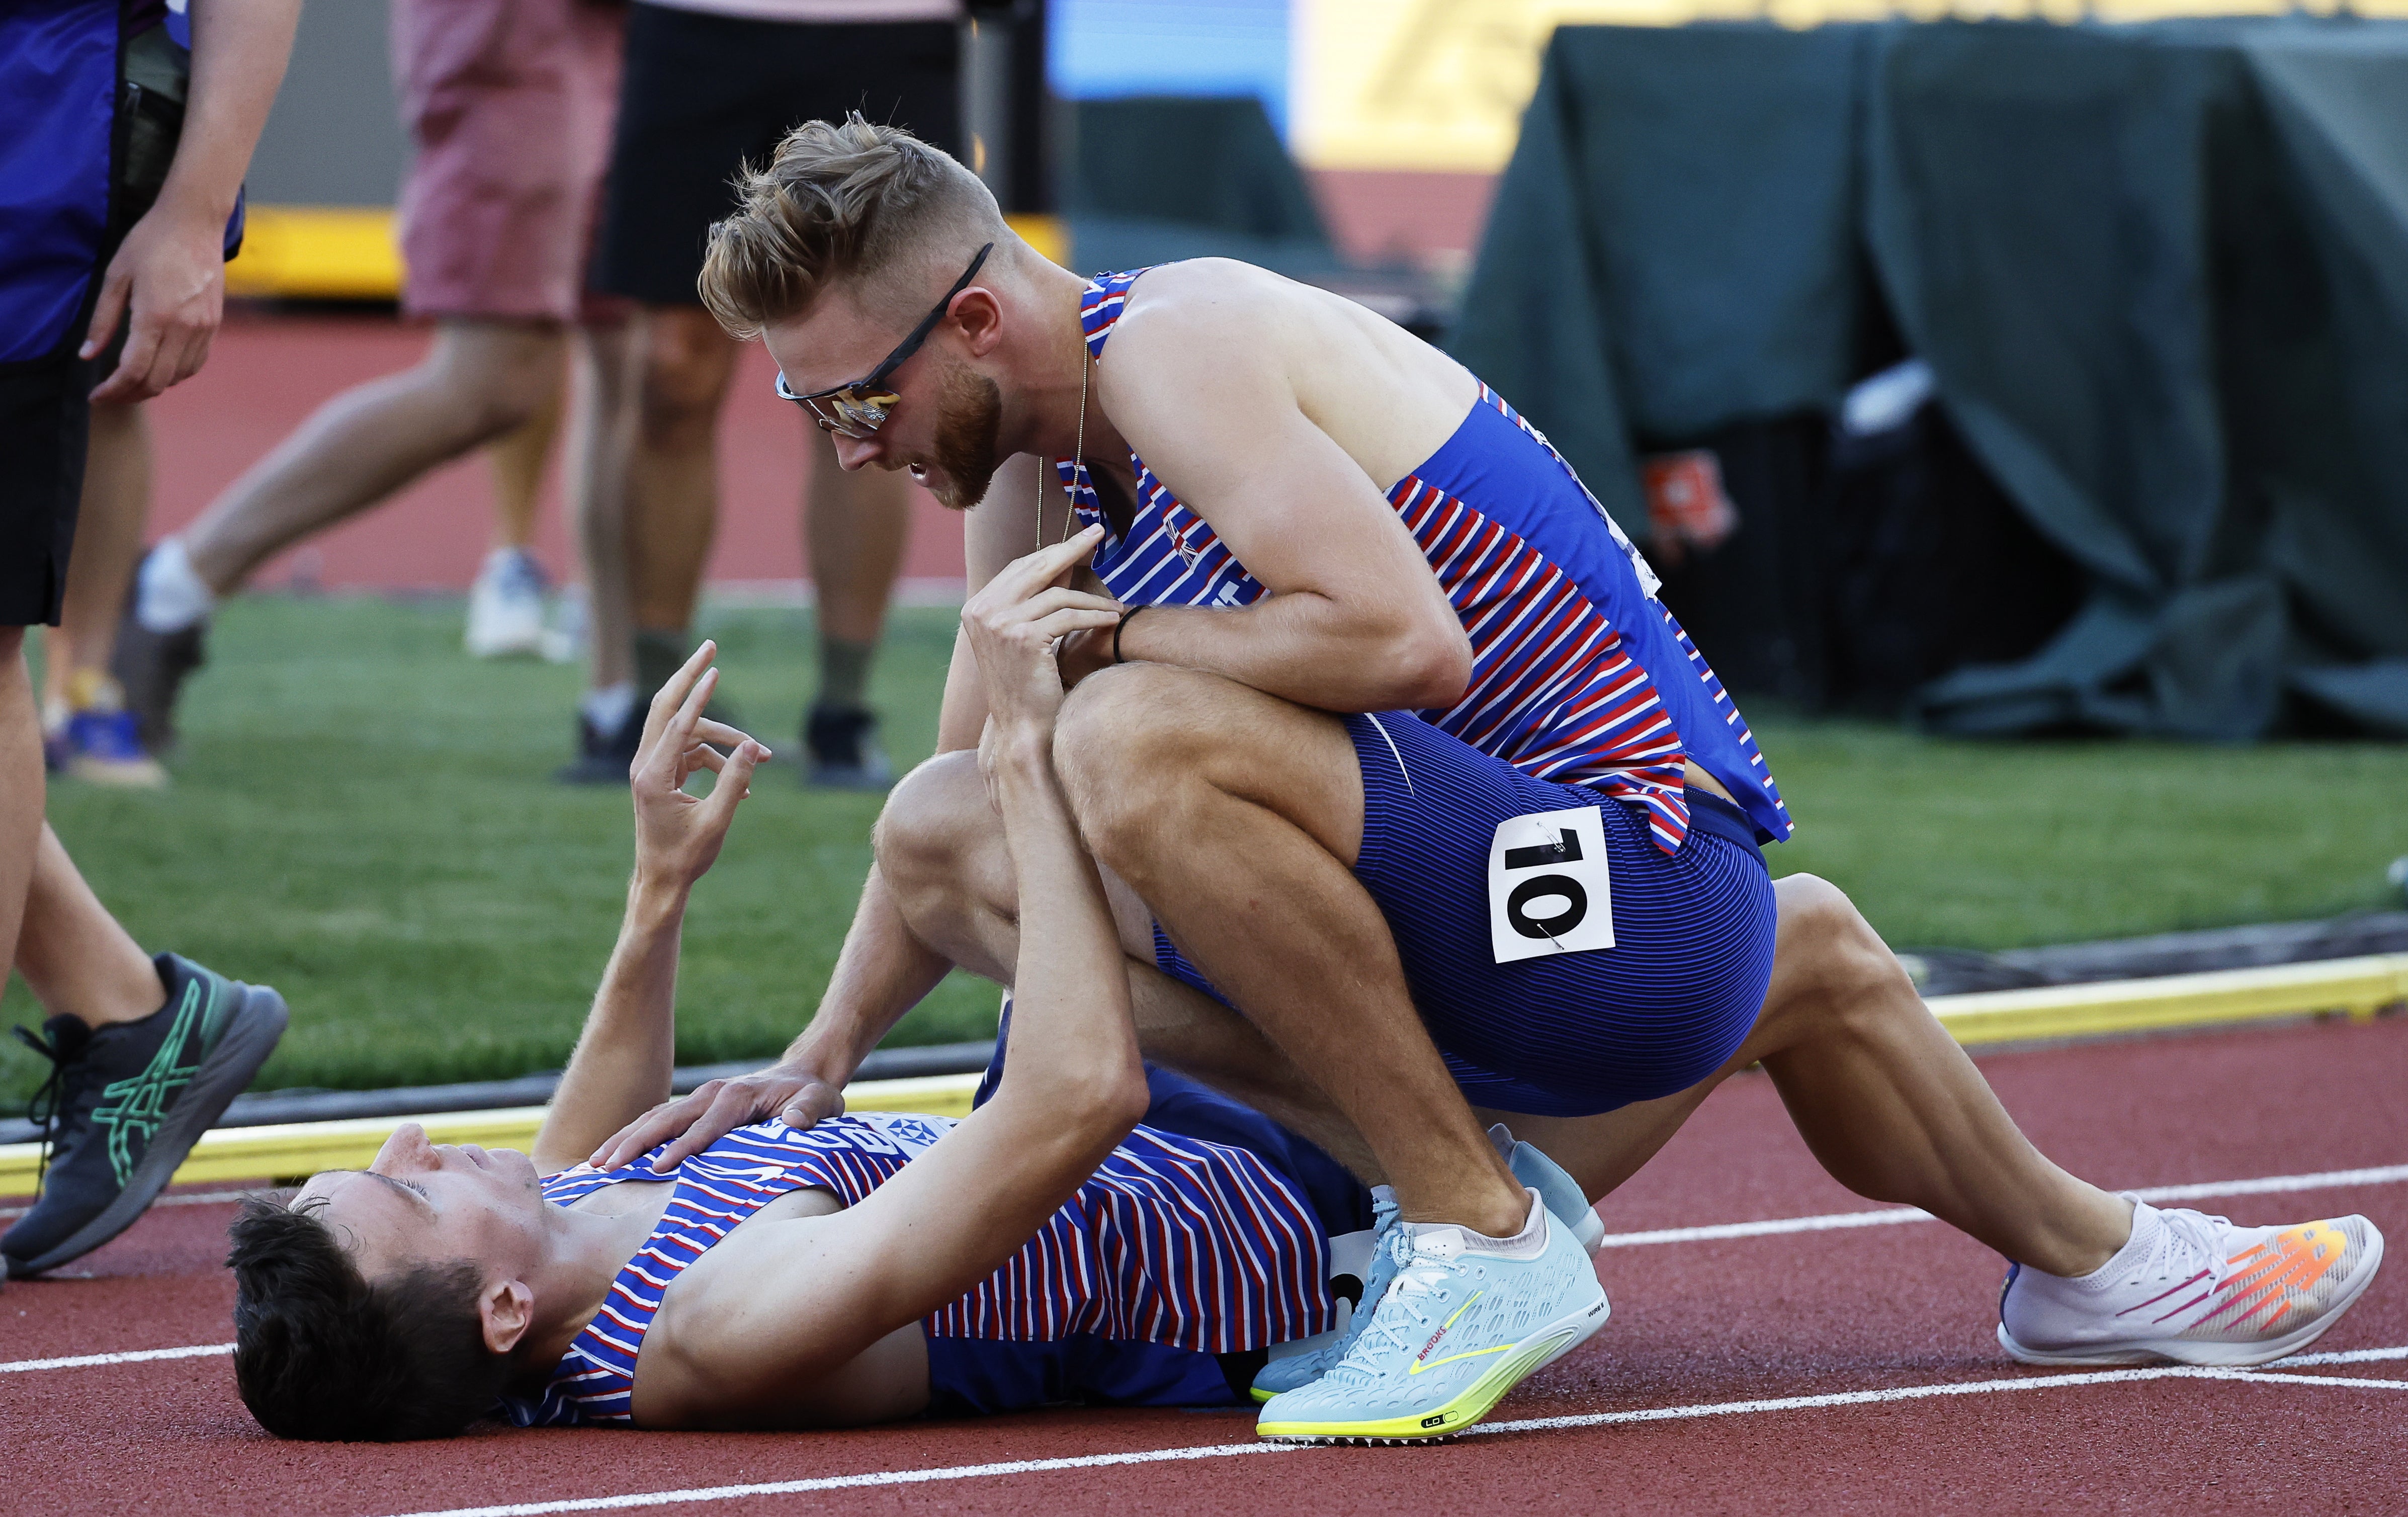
left=1156, top=713, right=1778, bottom=1118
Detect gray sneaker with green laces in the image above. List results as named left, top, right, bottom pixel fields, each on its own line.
left=4, top=953, right=286, bottom=1277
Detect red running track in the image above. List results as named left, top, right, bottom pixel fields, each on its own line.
left=143, top=309, right=971, bottom=595
left=6, top=1018, right=2404, bottom=1515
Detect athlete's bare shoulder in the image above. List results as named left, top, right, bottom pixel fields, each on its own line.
left=1099, top=259, right=1477, bottom=490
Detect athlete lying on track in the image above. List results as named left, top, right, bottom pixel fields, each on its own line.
left=230, top=597, right=1563, bottom=1441
left=588, top=116, right=2387, bottom=1444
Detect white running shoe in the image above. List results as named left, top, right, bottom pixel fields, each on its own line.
left=465, top=548, right=549, bottom=659
left=1998, top=1199, right=2384, bottom=1367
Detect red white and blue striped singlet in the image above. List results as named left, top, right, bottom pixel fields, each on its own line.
left=1056, top=268, right=1791, bottom=855
left=500, top=1111, right=1337, bottom=1427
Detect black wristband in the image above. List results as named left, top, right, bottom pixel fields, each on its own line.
left=1112, top=605, right=1145, bottom=664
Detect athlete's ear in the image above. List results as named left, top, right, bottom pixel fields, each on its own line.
left=950, top=285, right=1005, bottom=359
left=479, top=1279, right=535, bottom=1356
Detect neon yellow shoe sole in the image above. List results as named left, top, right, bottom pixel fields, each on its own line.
left=1255, top=1299, right=1604, bottom=1445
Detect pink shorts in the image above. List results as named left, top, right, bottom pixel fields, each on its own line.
left=391, top=0, right=627, bottom=323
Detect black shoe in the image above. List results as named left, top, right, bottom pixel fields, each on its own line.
left=553, top=705, right=644, bottom=785
left=3, top=954, right=287, bottom=1277
left=804, top=703, right=893, bottom=791
left=109, top=557, right=208, bottom=754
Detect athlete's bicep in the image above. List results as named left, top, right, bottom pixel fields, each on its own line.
left=1106, top=325, right=1456, bottom=644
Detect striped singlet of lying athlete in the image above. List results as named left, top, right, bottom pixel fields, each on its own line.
left=502, top=1071, right=1373, bottom=1426
left=1060, top=268, right=1791, bottom=1118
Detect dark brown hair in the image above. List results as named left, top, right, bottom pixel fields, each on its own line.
left=227, top=1195, right=507, bottom=1441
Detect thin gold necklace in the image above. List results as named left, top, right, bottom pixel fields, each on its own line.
left=1040, top=346, right=1091, bottom=550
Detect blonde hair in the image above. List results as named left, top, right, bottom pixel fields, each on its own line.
left=699, top=114, right=1004, bottom=340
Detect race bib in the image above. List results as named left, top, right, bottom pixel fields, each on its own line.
left=1486, top=805, right=1614, bottom=964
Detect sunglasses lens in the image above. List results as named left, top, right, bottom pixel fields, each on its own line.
left=786, top=379, right=896, bottom=440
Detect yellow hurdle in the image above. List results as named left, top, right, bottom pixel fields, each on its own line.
left=5, top=955, right=2403, bottom=1200
left=1928, top=952, right=2408, bottom=1047
left=0, top=1073, right=981, bottom=1200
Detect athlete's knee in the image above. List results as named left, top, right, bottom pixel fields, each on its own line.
left=428, top=324, right=558, bottom=439
left=873, top=750, right=1002, bottom=924
left=1769, top=873, right=1921, bottom=1034
left=1054, top=664, right=1224, bottom=859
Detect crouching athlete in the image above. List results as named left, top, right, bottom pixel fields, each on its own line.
left=226, top=552, right=1597, bottom=1441
left=594, top=115, right=2385, bottom=1444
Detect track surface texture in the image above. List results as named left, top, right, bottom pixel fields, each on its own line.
left=6, top=1018, right=2403, bottom=1515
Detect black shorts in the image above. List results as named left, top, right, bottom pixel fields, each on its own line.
left=595, top=6, right=962, bottom=307
left=0, top=342, right=107, bottom=629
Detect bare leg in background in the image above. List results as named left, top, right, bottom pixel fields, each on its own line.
left=569, top=319, right=637, bottom=695
left=623, top=307, right=731, bottom=648
left=178, top=320, right=565, bottom=596
left=14, top=826, right=163, bottom=1028
left=483, top=375, right=561, bottom=554
left=42, top=401, right=151, bottom=709
left=806, top=437, right=912, bottom=710
left=2, top=633, right=158, bottom=1029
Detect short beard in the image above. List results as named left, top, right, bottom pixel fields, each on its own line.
left=926, top=364, right=1004, bottom=512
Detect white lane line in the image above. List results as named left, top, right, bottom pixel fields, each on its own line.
left=0, top=1342, right=233, bottom=1374
left=1596, top=1162, right=2408, bottom=1248
left=0, top=1189, right=255, bottom=1220
left=376, top=1441, right=1302, bottom=1517
left=1470, top=1360, right=2408, bottom=1436
left=10, top=1336, right=2395, bottom=1385
left=366, top=1354, right=2408, bottom=1517
left=2287, top=1344, right=2408, bottom=1367
left=13, top=1167, right=2398, bottom=1379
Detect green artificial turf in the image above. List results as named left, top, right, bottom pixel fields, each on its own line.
left=8, top=595, right=2406, bottom=1109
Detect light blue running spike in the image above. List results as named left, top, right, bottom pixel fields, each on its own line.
left=1252, top=1185, right=1399, bottom=1401
left=1257, top=1192, right=1610, bottom=1443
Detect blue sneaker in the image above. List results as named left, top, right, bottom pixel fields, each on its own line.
left=1252, top=1185, right=1401, bottom=1402
left=1256, top=1191, right=1608, bottom=1444
left=53, top=706, right=167, bottom=789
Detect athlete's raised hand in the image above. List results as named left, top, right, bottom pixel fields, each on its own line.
left=631, top=641, right=768, bottom=891
left=960, top=523, right=1123, bottom=735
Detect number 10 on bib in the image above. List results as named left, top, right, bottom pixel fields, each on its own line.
left=1486, top=805, right=1614, bottom=964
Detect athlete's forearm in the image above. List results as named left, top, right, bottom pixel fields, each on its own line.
left=534, top=877, right=689, bottom=1169
left=168, top=0, right=301, bottom=225
left=776, top=868, right=954, bottom=1084
left=932, top=627, right=991, bottom=753
left=985, top=733, right=1145, bottom=1117
left=1111, top=592, right=1470, bottom=713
